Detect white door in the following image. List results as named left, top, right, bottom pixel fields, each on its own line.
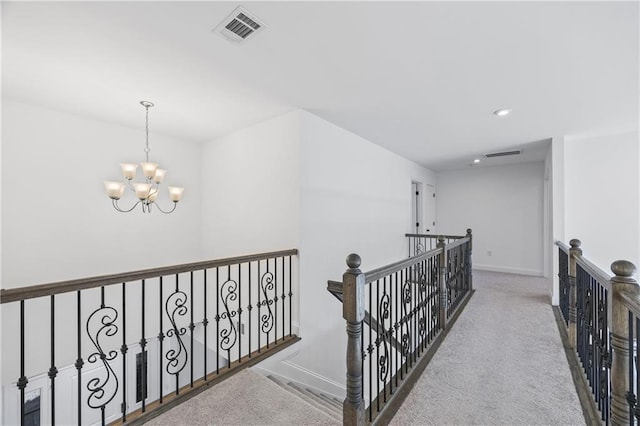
left=425, top=184, right=436, bottom=233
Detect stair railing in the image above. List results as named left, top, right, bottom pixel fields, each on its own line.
left=1, top=249, right=299, bottom=426
left=328, top=231, right=473, bottom=425
left=555, top=239, right=639, bottom=425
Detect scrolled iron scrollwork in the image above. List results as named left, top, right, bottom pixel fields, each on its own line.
left=220, top=279, right=239, bottom=351
left=165, top=290, right=188, bottom=376
left=378, top=291, right=390, bottom=382
left=86, top=306, right=119, bottom=410
left=260, top=271, right=275, bottom=334
left=401, top=280, right=412, bottom=356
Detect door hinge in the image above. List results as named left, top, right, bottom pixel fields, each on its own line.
left=432, top=193, right=436, bottom=198
left=416, top=222, right=419, bottom=227
left=416, top=191, right=419, bottom=196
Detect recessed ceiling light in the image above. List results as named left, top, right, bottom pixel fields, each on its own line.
left=473, top=158, right=481, bottom=163
left=493, top=108, right=512, bottom=117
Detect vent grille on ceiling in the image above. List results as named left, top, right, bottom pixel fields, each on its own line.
left=484, top=150, right=522, bottom=158
left=214, top=7, right=265, bottom=43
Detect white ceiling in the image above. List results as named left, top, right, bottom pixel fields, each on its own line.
left=3, top=1, right=638, bottom=170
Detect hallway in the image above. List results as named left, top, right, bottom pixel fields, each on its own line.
left=149, top=270, right=585, bottom=425
left=390, top=270, right=584, bottom=425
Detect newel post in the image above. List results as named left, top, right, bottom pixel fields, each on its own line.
left=568, top=239, right=582, bottom=349
left=342, top=253, right=365, bottom=426
left=437, top=236, right=448, bottom=329
left=610, top=260, right=638, bottom=426
left=465, top=228, right=473, bottom=291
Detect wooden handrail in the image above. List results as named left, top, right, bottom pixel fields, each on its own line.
left=575, top=254, right=612, bottom=291
left=555, top=240, right=570, bottom=253
left=405, top=233, right=465, bottom=239
left=444, top=236, right=470, bottom=251
left=0, top=248, right=299, bottom=304
left=364, top=247, right=441, bottom=284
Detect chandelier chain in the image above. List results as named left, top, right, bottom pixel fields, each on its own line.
left=144, top=104, right=150, bottom=162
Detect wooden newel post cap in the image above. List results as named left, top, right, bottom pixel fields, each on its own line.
left=437, top=235, right=446, bottom=244
left=569, top=239, right=582, bottom=249
left=611, top=260, right=637, bottom=279
left=346, top=253, right=362, bottom=271
left=466, top=228, right=472, bottom=235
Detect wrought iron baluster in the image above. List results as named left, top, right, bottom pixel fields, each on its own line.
left=248, top=262, right=252, bottom=358
left=289, top=255, right=293, bottom=338
left=165, top=274, right=188, bottom=396
left=141, top=279, right=147, bottom=412
left=274, top=257, right=278, bottom=345
left=376, top=279, right=380, bottom=413
left=121, top=282, right=128, bottom=423
left=368, top=276, right=373, bottom=422
left=216, top=268, right=220, bottom=374
left=281, top=256, right=286, bottom=343
left=190, top=271, right=195, bottom=387
left=203, top=270, right=209, bottom=380
left=86, top=287, right=119, bottom=426
left=260, top=259, right=276, bottom=348
left=628, top=311, right=635, bottom=425
left=395, top=269, right=400, bottom=388
left=257, top=261, right=261, bottom=353
left=220, top=265, right=238, bottom=368
left=49, top=295, right=57, bottom=426
left=382, top=276, right=390, bottom=403
left=18, top=300, right=27, bottom=426
left=76, top=291, right=83, bottom=426
left=635, top=316, right=640, bottom=424
left=158, top=277, right=164, bottom=403
left=238, top=263, right=242, bottom=364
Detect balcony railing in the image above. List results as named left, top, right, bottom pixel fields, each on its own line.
left=328, top=230, right=473, bottom=425
left=555, top=239, right=638, bottom=425
left=1, top=249, right=299, bottom=426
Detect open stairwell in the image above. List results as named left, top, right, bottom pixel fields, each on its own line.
left=266, top=375, right=342, bottom=423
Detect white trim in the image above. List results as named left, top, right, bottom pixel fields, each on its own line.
left=473, top=264, right=544, bottom=277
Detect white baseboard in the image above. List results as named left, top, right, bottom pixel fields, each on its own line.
left=474, top=264, right=544, bottom=277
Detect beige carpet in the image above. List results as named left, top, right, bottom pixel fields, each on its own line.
left=390, top=270, right=585, bottom=426
left=150, top=270, right=584, bottom=425
left=148, top=369, right=339, bottom=426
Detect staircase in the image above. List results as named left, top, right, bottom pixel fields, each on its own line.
left=267, top=375, right=342, bottom=423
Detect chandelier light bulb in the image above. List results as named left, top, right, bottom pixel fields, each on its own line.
left=153, top=169, right=167, bottom=184
left=105, top=101, right=183, bottom=214
left=120, top=163, right=138, bottom=180
left=168, top=186, right=184, bottom=202
left=104, top=181, right=125, bottom=200
left=134, top=183, right=152, bottom=200
left=140, top=162, right=159, bottom=178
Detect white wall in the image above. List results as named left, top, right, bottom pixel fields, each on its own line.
left=1, top=100, right=203, bottom=387
left=200, top=111, right=299, bottom=259
left=564, top=131, right=640, bottom=274
left=279, top=111, right=435, bottom=391
left=2, top=100, right=203, bottom=287
left=436, top=162, right=545, bottom=276
left=548, top=137, right=566, bottom=304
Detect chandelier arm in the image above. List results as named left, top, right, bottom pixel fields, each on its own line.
left=112, top=199, right=142, bottom=213
left=153, top=202, right=178, bottom=214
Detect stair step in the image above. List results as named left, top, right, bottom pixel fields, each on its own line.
left=287, top=382, right=341, bottom=418
left=267, top=376, right=341, bottom=422
left=313, top=390, right=342, bottom=409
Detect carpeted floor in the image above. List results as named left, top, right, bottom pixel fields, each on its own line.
left=150, top=270, right=584, bottom=425
left=148, top=369, right=339, bottom=426
left=390, top=270, right=585, bottom=426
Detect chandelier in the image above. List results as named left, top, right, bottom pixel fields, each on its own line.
left=104, top=101, right=184, bottom=213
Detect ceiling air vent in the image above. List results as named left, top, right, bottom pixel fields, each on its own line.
left=214, top=7, right=265, bottom=43
left=484, top=150, right=522, bottom=158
